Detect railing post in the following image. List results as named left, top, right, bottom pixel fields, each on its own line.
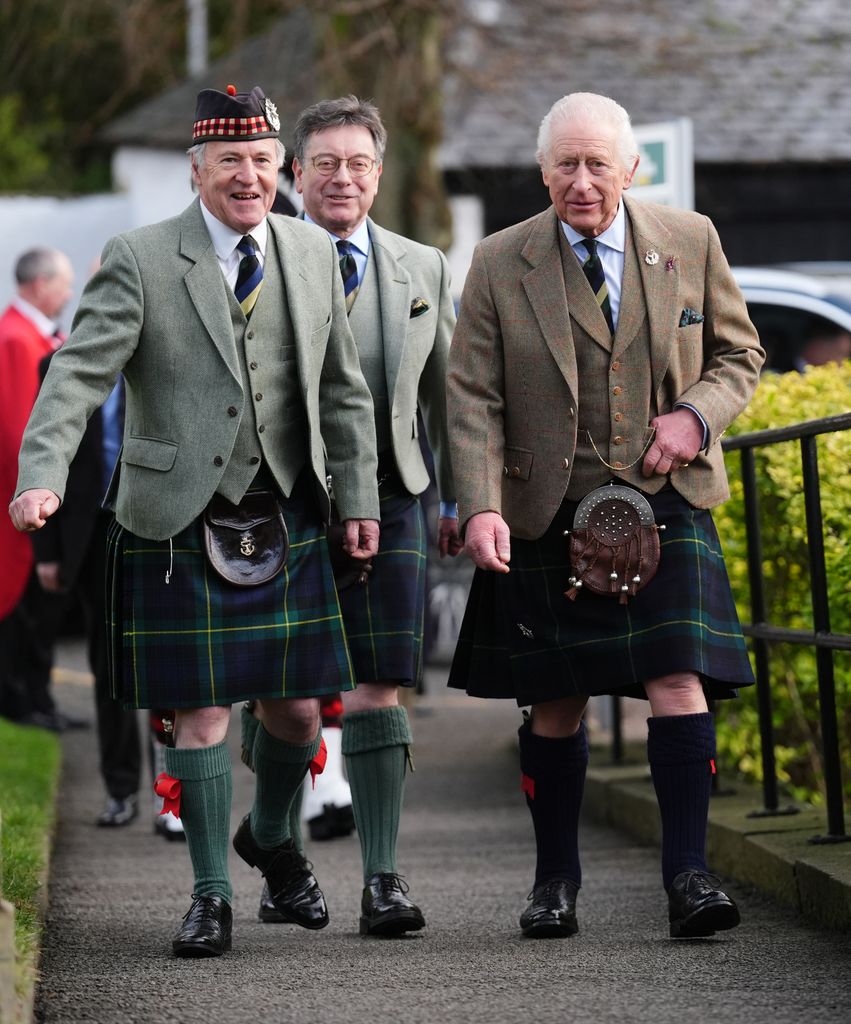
left=800, top=435, right=846, bottom=841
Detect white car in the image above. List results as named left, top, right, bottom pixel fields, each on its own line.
left=731, top=266, right=851, bottom=372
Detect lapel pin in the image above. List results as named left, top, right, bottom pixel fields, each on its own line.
left=665, top=257, right=676, bottom=271
left=644, top=250, right=659, bottom=266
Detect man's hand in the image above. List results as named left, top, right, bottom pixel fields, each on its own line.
left=437, top=515, right=463, bottom=558
left=465, top=511, right=511, bottom=573
left=8, top=489, right=60, bottom=532
left=343, top=518, right=380, bottom=560
left=642, top=409, right=703, bottom=478
left=36, top=562, right=65, bottom=593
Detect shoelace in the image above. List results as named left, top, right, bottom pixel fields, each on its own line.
left=265, top=844, right=314, bottom=886
left=183, top=895, right=222, bottom=922
left=681, top=871, right=722, bottom=894
left=526, top=878, right=575, bottom=902
left=376, top=873, right=410, bottom=896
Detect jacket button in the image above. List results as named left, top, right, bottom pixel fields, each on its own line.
left=227, top=406, right=237, bottom=417
left=613, top=461, right=624, bottom=469
left=614, top=412, right=623, bottom=422
left=563, top=458, right=570, bottom=470
left=255, top=392, right=263, bottom=401
left=249, top=456, right=260, bottom=465
left=613, top=435, right=624, bottom=445
left=612, top=385, right=623, bottom=396
left=258, top=424, right=265, bottom=433
left=249, top=361, right=258, bottom=370
left=503, top=466, right=509, bottom=476
left=213, top=455, right=223, bottom=466
left=511, top=467, right=520, bottom=477
left=247, top=331, right=254, bottom=340
left=611, top=360, right=621, bottom=371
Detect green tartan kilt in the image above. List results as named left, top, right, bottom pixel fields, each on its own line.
left=106, top=485, right=355, bottom=710
left=448, top=485, right=755, bottom=706
left=336, top=478, right=426, bottom=687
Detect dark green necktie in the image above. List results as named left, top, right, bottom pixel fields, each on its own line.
left=580, top=237, right=614, bottom=335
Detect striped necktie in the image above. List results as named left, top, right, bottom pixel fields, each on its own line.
left=336, top=239, right=359, bottom=314
left=580, top=237, right=614, bottom=335
left=234, top=235, right=263, bottom=317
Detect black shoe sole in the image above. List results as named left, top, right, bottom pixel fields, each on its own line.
left=258, top=903, right=292, bottom=924
left=670, top=900, right=741, bottom=938
left=521, top=917, right=579, bottom=939
left=359, top=910, right=426, bottom=937
left=172, top=936, right=232, bottom=958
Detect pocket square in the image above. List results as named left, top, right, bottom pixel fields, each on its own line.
left=410, top=298, right=430, bottom=318
left=679, top=307, right=705, bottom=327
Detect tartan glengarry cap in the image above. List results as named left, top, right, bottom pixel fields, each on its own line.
left=192, top=84, right=281, bottom=143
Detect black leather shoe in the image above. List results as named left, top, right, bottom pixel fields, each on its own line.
left=668, top=871, right=741, bottom=938
left=519, top=878, right=579, bottom=938
left=258, top=881, right=291, bottom=923
left=233, top=815, right=328, bottom=929
left=97, top=795, right=138, bottom=827
left=172, top=895, right=232, bottom=958
left=307, top=802, right=356, bottom=841
left=360, top=873, right=425, bottom=936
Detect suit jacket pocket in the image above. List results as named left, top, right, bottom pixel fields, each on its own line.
left=310, top=315, right=332, bottom=346
left=122, top=436, right=178, bottom=472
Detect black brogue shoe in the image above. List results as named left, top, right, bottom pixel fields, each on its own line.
left=668, top=870, right=741, bottom=938
left=360, top=873, right=425, bottom=937
left=519, top=878, right=579, bottom=938
left=172, top=895, right=232, bottom=958
left=258, top=880, right=289, bottom=923
left=233, top=815, right=329, bottom=929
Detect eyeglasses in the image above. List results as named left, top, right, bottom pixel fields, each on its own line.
left=310, top=155, right=377, bottom=177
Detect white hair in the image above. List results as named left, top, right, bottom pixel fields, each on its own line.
left=536, top=93, right=638, bottom=170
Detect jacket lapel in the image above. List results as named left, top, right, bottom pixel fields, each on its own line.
left=623, top=195, right=679, bottom=392
left=610, top=227, right=644, bottom=359
left=369, top=219, right=411, bottom=403
left=269, top=215, right=312, bottom=389
left=521, top=207, right=578, bottom=399
left=180, top=200, right=241, bottom=382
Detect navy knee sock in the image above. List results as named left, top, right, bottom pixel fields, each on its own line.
left=518, top=720, right=588, bottom=888
left=647, top=712, right=716, bottom=890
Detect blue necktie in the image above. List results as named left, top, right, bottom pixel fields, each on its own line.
left=336, top=239, right=359, bottom=314
left=234, top=235, right=263, bottom=317
left=580, top=237, right=614, bottom=335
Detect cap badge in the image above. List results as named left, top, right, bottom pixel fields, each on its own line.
left=265, top=98, right=280, bottom=133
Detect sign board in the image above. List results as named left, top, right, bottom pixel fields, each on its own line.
left=632, top=118, right=694, bottom=210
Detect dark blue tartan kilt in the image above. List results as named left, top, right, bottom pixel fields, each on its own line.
left=447, top=486, right=755, bottom=706
left=335, top=476, right=426, bottom=687
left=105, top=483, right=355, bottom=710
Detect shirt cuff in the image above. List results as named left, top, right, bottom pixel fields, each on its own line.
left=675, top=403, right=709, bottom=450
left=439, top=500, right=458, bottom=519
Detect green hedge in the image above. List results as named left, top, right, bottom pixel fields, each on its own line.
left=715, top=361, right=851, bottom=805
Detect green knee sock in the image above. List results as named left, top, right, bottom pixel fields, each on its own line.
left=251, top=725, right=319, bottom=850
left=342, top=706, right=412, bottom=881
left=164, top=742, right=233, bottom=903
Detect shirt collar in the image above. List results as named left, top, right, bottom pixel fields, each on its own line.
left=304, top=212, right=371, bottom=257
left=561, top=202, right=627, bottom=253
left=200, top=200, right=269, bottom=261
left=12, top=296, right=58, bottom=339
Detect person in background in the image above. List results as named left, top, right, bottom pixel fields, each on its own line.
left=447, top=91, right=764, bottom=941
left=9, top=83, right=379, bottom=958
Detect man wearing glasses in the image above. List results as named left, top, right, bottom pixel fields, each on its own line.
left=263, top=95, right=459, bottom=936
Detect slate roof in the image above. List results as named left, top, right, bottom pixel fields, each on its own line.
left=103, top=0, right=851, bottom=166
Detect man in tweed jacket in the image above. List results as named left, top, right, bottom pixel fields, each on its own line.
left=447, top=92, right=764, bottom=940
left=10, top=84, right=379, bottom=958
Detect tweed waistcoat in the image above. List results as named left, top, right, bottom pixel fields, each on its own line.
left=217, top=238, right=306, bottom=503
left=347, top=250, right=391, bottom=454
left=561, top=225, right=663, bottom=500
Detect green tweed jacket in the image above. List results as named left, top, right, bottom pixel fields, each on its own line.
left=16, top=199, right=380, bottom=540
left=447, top=196, right=765, bottom=539
left=366, top=219, right=456, bottom=501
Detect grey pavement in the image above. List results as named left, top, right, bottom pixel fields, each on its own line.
left=33, top=648, right=851, bottom=1024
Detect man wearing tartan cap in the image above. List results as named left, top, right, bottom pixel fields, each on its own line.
left=10, top=83, right=380, bottom=958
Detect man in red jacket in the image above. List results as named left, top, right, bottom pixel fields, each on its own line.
left=0, top=247, right=76, bottom=728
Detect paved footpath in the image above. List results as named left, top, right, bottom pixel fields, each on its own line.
left=35, top=660, right=851, bottom=1024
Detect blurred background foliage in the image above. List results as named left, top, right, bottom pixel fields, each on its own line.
left=715, top=361, right=851, bottom=805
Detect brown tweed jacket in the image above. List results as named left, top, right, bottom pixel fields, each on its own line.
left=447, top=196, right=764, bottom=540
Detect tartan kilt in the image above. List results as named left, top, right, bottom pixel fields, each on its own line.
left=448, top=486, right=754, bottom=705
left=105, top=481, right=355, bottom=710
left=336, top=475, right=426, bottom=686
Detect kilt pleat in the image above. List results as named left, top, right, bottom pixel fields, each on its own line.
left=336, top=481, right=426, bottom=686
left=107, top=486, right=355, bottom=709
left=448, top=486, right=754, bottom=705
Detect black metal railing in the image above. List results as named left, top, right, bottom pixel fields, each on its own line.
left=609, top=412, right=851, bottom=844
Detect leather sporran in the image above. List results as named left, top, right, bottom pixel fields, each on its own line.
left=564, top=485, right=662, bottom=605
left=203, top=490, right=288, bottom=587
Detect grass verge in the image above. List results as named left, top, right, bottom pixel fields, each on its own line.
left=0, top=717, right=61, bottom=1011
